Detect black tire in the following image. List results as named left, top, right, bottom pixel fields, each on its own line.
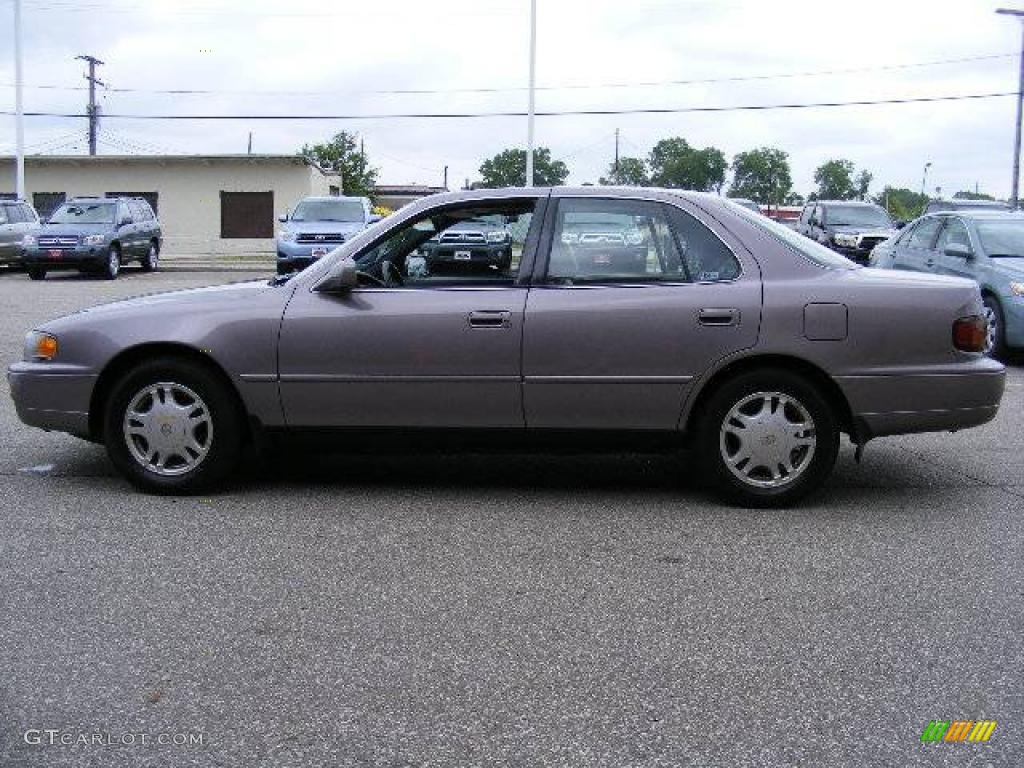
left=27, top=267, right=46, bottom=281
left=276, top=263, right=290, bottom=276
left=983, top=294, right=1009, bottom=361
left=102, top=245, right=121, bottom=280
left=103, top=358, right=245, bottom=494
left=696, top=368, right=839, bottom=508
left=141, top=241, right=159, bottom=272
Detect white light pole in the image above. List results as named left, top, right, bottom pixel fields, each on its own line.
left=525, top=0, right=536, bottom=188
left=13, top=0, right=25, bottom=199
left=997, top=8, right=1024, bottom=208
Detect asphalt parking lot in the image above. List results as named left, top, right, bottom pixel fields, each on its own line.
left=0, top=268, right=1021, bottom=767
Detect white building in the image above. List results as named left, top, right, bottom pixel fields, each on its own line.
left=0, top=154, right=339, bottom=254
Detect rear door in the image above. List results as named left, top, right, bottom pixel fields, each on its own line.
left=522, top=195, right=761, bottom=430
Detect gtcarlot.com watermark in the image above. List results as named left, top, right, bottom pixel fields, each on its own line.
left=24, top=729, right=205, bottom=747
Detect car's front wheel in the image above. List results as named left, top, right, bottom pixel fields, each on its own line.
left=983, top=295, right=1008, bottom=360
left=103, top=358, right=244, bottom=493
left=27, top=267, right=46, bottom=281
left=102, top=246, right=121, bottom=280
left=697, top=368, right=839, bottom=508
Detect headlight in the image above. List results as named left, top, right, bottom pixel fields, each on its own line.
left=1010, top=282, right=1024, bottom=297
left=560, top=232, right=579, bottom=245
left=486, top=230, right=509, bottom=243
left=24, top=330, right=58, bottom=361
left=22, top=234, right=37, bottom=248
left=833, top=233, right=858, bottom=247
left=277, top=230, right=296, bottom=243
left=83, top=234, right=105, bottom=246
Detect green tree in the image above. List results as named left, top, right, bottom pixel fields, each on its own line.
left=813, top=159, right=857, bottom=200
left=872, top=186, right=927, bottom=220
left=599, top=156, right=649, bottom=186
left=299, top=131, right=379, bottom=198
left=854, top=169, right=873, bottom=201
left=953, top=190, right=995, bottom=201
left=728, top=147, right=793, bottom=207
left=648, top=137, right=727, bottom=191
left=478, top=147, right=569, bottom=187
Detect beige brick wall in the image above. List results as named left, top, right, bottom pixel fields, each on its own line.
left=0, top=157, right=339, bottom=254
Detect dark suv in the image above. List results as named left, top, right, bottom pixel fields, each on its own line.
left=418, top=216, right=514, bottom=274
left=22, top=196, right=162, bottom=280
left=0, top=199, right=41, bottom=270
left=796, top=200, right=898, bottom=264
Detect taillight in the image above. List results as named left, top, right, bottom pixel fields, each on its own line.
left=953, top=315, right=987, bottom=353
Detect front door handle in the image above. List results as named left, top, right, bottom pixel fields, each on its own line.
left=468, top=310, right=511, bottom=329
left=698, top=308, right=740, bottom=327
left=925, top=258, right=935, bottom=269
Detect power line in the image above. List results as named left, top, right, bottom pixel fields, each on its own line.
left=0, top=52, right=1013, bottom=97
left=1, top=90, right=1015, bottom=121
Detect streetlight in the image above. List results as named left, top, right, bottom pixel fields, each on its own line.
left=921, top=161, right=932, bottom=200
left=525, top=0, right=537, bottom=188
left=997, top=8, right=1024, bottom=208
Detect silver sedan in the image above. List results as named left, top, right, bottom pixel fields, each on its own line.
left=7, top=188, right=1005, bottom=507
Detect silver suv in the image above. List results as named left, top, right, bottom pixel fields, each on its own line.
left=0, top=199, right=41, bottom=269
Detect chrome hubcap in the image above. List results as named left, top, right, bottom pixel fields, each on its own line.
left=720, top=391, right=816, bottom=489
left=109, top=252, right=119, bottom=275
left=122, top=382, right=213, bottom=476
left=147, top=246, right=157, bottom=267
left=984, top=305, right=997, bottom=354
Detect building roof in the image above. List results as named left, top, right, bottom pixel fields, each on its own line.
left=0, top=153, right=338, bottom=176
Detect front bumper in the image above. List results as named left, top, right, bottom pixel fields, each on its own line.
left=420, top=243, right=511, bottom=267
left=836, top=358, right=1006, bottom=439
left=7, top=362, right=97, bottom=439
left=22, top=245, right=108, bottom=270
left=276, top=240, right=343, bottom=272
left=829, top=244, right=874, bottom=264
left=1002, top=295, right=1024, bottom=349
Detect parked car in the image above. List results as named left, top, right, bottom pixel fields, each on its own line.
left=868, top=211, right=1024, bottom=359
left=796, top=200, right=898, bottom=264
left=923, top=199, right=1011, bottom=215
left=418, top=215, right=513, bottom=274
left=0, top=198, right=41, bottom=269
left=21, top=196, right=161, bottom=280
left=8, top=189, right=1004, bottom=507
left=276, top=196, right=378, bottom=275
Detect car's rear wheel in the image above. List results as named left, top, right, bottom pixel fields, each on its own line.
left=141, top=241, right=159, bottom=272
left=27, top=267, right=46, bottom=281
left=983, top=295, right=1008, bottom=360
left=102, top=246, right=121, bottom=280
left=697, top=368, right=839, bottom=508
left=103, top=358, right=244, bottom=493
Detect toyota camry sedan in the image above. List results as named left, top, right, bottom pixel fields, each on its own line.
left=7, top=188, right=1005, bottom=507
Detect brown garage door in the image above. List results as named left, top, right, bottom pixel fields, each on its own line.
left=220, top=191, right=274, bottom=239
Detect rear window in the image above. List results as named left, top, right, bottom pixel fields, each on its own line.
left=721, top=199, right=856, bottom=269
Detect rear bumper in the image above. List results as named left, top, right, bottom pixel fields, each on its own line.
left=836, top=360, right=1006, bottom=439
left=7, top=364, right=97, bottom=439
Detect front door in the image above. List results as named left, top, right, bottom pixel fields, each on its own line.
left=933, top=216, right=976, bottom=280
left=522, top=195, right=762, bottom=430
left=894, top=216, right=943, bottom=273
left=278, top=196, right=544, bottom=428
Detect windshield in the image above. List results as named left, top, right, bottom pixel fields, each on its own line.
left=49, top=202, right=115, bottom=225
left=825, top=205, right=892, bottom=228
left=291, top=199, right=365, bottom=223
left=723, top=199, right=857, bottom=269
left=976, top=219, right=1024, bottom=257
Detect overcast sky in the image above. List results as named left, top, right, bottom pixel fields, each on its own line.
left=0, top=0, right=1020, bottom=199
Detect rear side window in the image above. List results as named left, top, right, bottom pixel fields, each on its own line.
left=665, top=205, right=741, bottom=282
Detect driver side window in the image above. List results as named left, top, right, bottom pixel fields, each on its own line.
left=354, top=200, right=536, bottom=288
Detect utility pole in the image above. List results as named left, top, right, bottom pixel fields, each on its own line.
left=13, top=0, right=25, bottom=198
left=247, top=132, right=252, bottom=154
left=614, top=128, right=620, bottom=178
left=76, top=55, right=104, bottom=156
left=920, top=161, right=932, bottom=199
left=443, top=165, right=449, bottom=191
left=997, top=8, right=1024, bottom=208
left=525, top=0, right=537, bottom=187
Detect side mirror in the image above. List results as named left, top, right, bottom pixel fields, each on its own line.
left=944, top=243, right=972, bottom=259
left=367, top=214, right=383, bottom=224
left=278, top=214, right=288, bottom=223
left=118, top=217, right=131, bottom=228
left=314, top=257, right=358, bottom=292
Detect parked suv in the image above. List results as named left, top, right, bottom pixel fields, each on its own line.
left=796, top=200, right=898, bottom=264
left=276, top=196, right=378, bottom=275
left=0, top=199, right=41, bottom=269
left=22, top=196, right=161, bottom=280
left=418, top=215, right=514, bottom=274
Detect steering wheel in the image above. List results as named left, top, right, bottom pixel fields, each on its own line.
left=356, top=270, right=386, bottom=287
left=381, top=260, right=404, bottom=287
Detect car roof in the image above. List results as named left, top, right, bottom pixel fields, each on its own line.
left=813, top=200, right=881, bottom=207
left=935, top=210, right=1024, bottom=221
left=299, top=195, right=366, bottom=202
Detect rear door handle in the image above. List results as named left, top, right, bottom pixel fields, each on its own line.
left=468, top=310, right=511, bottom=329
left=698, top=308, right=740, bottom=327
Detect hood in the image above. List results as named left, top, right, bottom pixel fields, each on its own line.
left=282, top=219, right=365, bottom=234
left=56, top=279, right=276, bottom=322
left=39, top=222, right=112, bottom=237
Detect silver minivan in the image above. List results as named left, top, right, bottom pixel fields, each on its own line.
left=0, top=199, right=41, bottom=268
